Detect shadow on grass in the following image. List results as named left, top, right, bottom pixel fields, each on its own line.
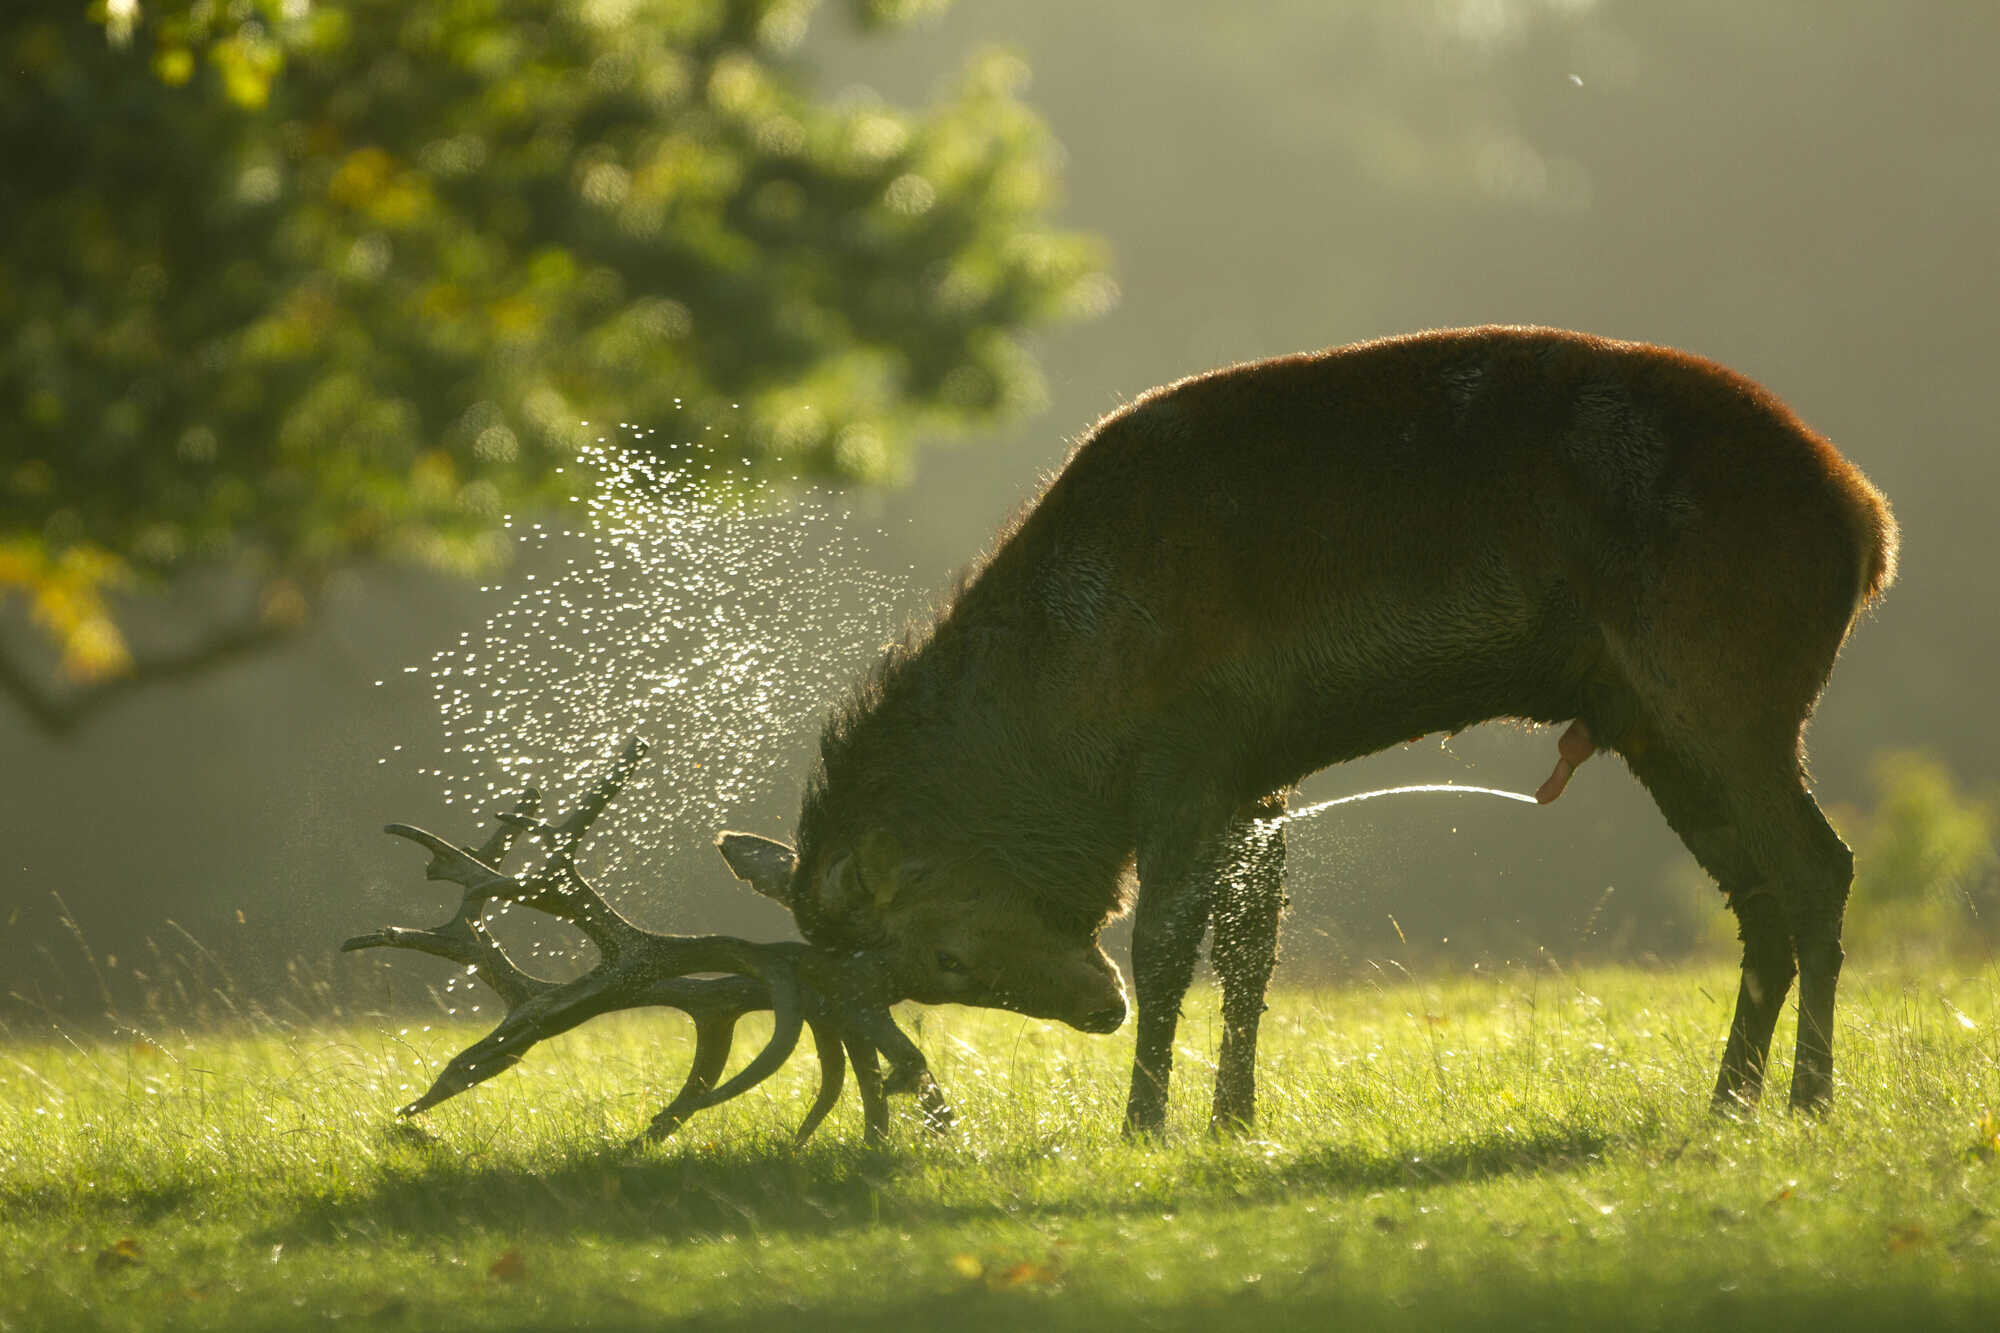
left=251, top=1117, right=1621, bottom=1250
left=596, top=1278, right=2000, bottom=1333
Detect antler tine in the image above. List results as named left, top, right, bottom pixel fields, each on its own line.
left=339, top=920, right=554, bottom=1010
left=343, top=789, right=551, bottom=1007
left=385, top=743, right=654, bottom=963
left=655, top=938, right=806, bottom=1110
left=631, top=980, right=949, bottom=1146
left=535, top=735, right=647, bottom=857
left=382, top=823, right=644, bottom=962
left=634, top=1006, right=744, bottom=1145
left=844, top=1038, right=891, bottom=1144
left=633, top=1009, right=850, bottom=1147
left=789, top=1019, right=849, bottom=1144
left=796, top=949, right=954, bottom=1132
left=396, top=967, right=624, bottom=1116
left=473, top=787, right=543, bottom=865
left=367, top=914, right=812, bottom=1121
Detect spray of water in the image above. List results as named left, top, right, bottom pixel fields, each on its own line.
left=396, top=425, right=915, bottom=934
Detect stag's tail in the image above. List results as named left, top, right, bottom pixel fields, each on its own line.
left=1842, top=468, right=1899, bottom=611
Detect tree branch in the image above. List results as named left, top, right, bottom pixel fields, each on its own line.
left=0, top=612, right=301, bottom=737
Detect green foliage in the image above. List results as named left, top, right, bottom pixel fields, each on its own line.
left=1662, top=751, right=1998, bottom=964
left=3, top=1, right=1108, bottom=683
left=7, top=969, right=2000, bottom=1329
left=1842, top=751, right=2000, bottom=959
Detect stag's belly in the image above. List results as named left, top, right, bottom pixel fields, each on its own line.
left=1075, top=570, right=1596, bottom=804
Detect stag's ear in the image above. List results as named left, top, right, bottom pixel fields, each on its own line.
left=714, top=832, right=798, bottom=904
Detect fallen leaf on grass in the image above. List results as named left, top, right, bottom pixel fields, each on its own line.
left=949, top=1252, right=1062, bottom=1290
left=359, top=1291, right=409, bottom=1319
left=1887, top=1224, right=1931, bottom=1254
left=488, top=1249, right=527, bottom=1283
left=95, top=1237, right=142, bottom=1272
left=1968, top=1109, right=2000, bottom=1163
left=989, top=1260, right=1059, bottom=1290
left=1946, top=1209, right=1991, bottom=1256
left=384, top=1121, right=440, bottom=1149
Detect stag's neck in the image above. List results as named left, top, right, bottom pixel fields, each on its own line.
left=809, top=617, right=1138, bottom=931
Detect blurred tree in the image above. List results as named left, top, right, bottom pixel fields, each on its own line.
left=1, top=0, right=1112, bottom=731
left=1668, top=752, right=1998, bottom=963
left=1839, top=752, right=1998, bottom=960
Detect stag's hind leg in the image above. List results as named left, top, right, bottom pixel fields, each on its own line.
left=1700, top=769, right=1851, bottom=1112
left=1622, top=741, right=1798, bottom=1108
left=1622, top=722, right=1852, bottom=1112
left=1715, top=890, right=1797, bottom=1110
left=1604, top=509, right=1861, bottom=1111
left=1209, top=793, right=1287, bottom=1134
left=1749, top=782, right=1852, bottom=1112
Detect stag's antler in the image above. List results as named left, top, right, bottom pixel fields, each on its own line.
left=343, top=738, right=950, bottom=1143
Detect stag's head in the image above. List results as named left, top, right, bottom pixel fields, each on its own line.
left=717, top=830, right=1129, bottom=1034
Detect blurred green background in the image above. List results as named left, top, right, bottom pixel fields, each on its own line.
left=3, top=0, right=1995, bottom=1018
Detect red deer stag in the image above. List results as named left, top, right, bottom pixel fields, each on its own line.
left=717, top=325, right=1897, bottom=1134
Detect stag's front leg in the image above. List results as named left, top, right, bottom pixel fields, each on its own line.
left=1124, top=809, right=1221, bottom=1136
left=1208, top=794, right=1286, bottom=1134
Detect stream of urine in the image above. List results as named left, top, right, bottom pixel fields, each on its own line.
left=1259, top=783, right=1539, bottom=832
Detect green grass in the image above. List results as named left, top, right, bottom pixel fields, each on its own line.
left=7, top=964, right=2000, bottom=1331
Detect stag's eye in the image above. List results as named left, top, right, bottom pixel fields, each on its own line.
left=935, top=950, right=968, bottom=975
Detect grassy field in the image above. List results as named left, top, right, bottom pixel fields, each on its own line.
left=6, top=963, right=2000, bottom=1331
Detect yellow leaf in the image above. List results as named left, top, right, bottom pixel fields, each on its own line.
left=95, top=1237, right=143, bottom=1272
left=209, top=34, right=282, bottom=111
left=989, top=1260, right=1057, bottom=1289
left=153, top=47, right=195, bottom=87
left=410, top=450, right=459, bottom=500
left=62, top=615, right=134, bottom=683
left=1970, top=1108, right=2000, bottom=1163
left=329, top=148, right=397, bottom=208
left=488, top=296, right=544, bottom=338
left=261, top=578, right=308, bottom=628
left=948, top=1253, right=983, bottom=1281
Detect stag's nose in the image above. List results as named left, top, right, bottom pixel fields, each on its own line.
left=1077, top=1001, right=1128, bottom=1034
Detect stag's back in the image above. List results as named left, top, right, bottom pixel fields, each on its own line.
left=947, top=325, right=1895, bottom=797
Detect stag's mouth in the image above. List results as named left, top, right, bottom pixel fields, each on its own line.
left=1073, top=1001, right=1129, bottom=1034
left=979, top=987, right=1127, bottom=1033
